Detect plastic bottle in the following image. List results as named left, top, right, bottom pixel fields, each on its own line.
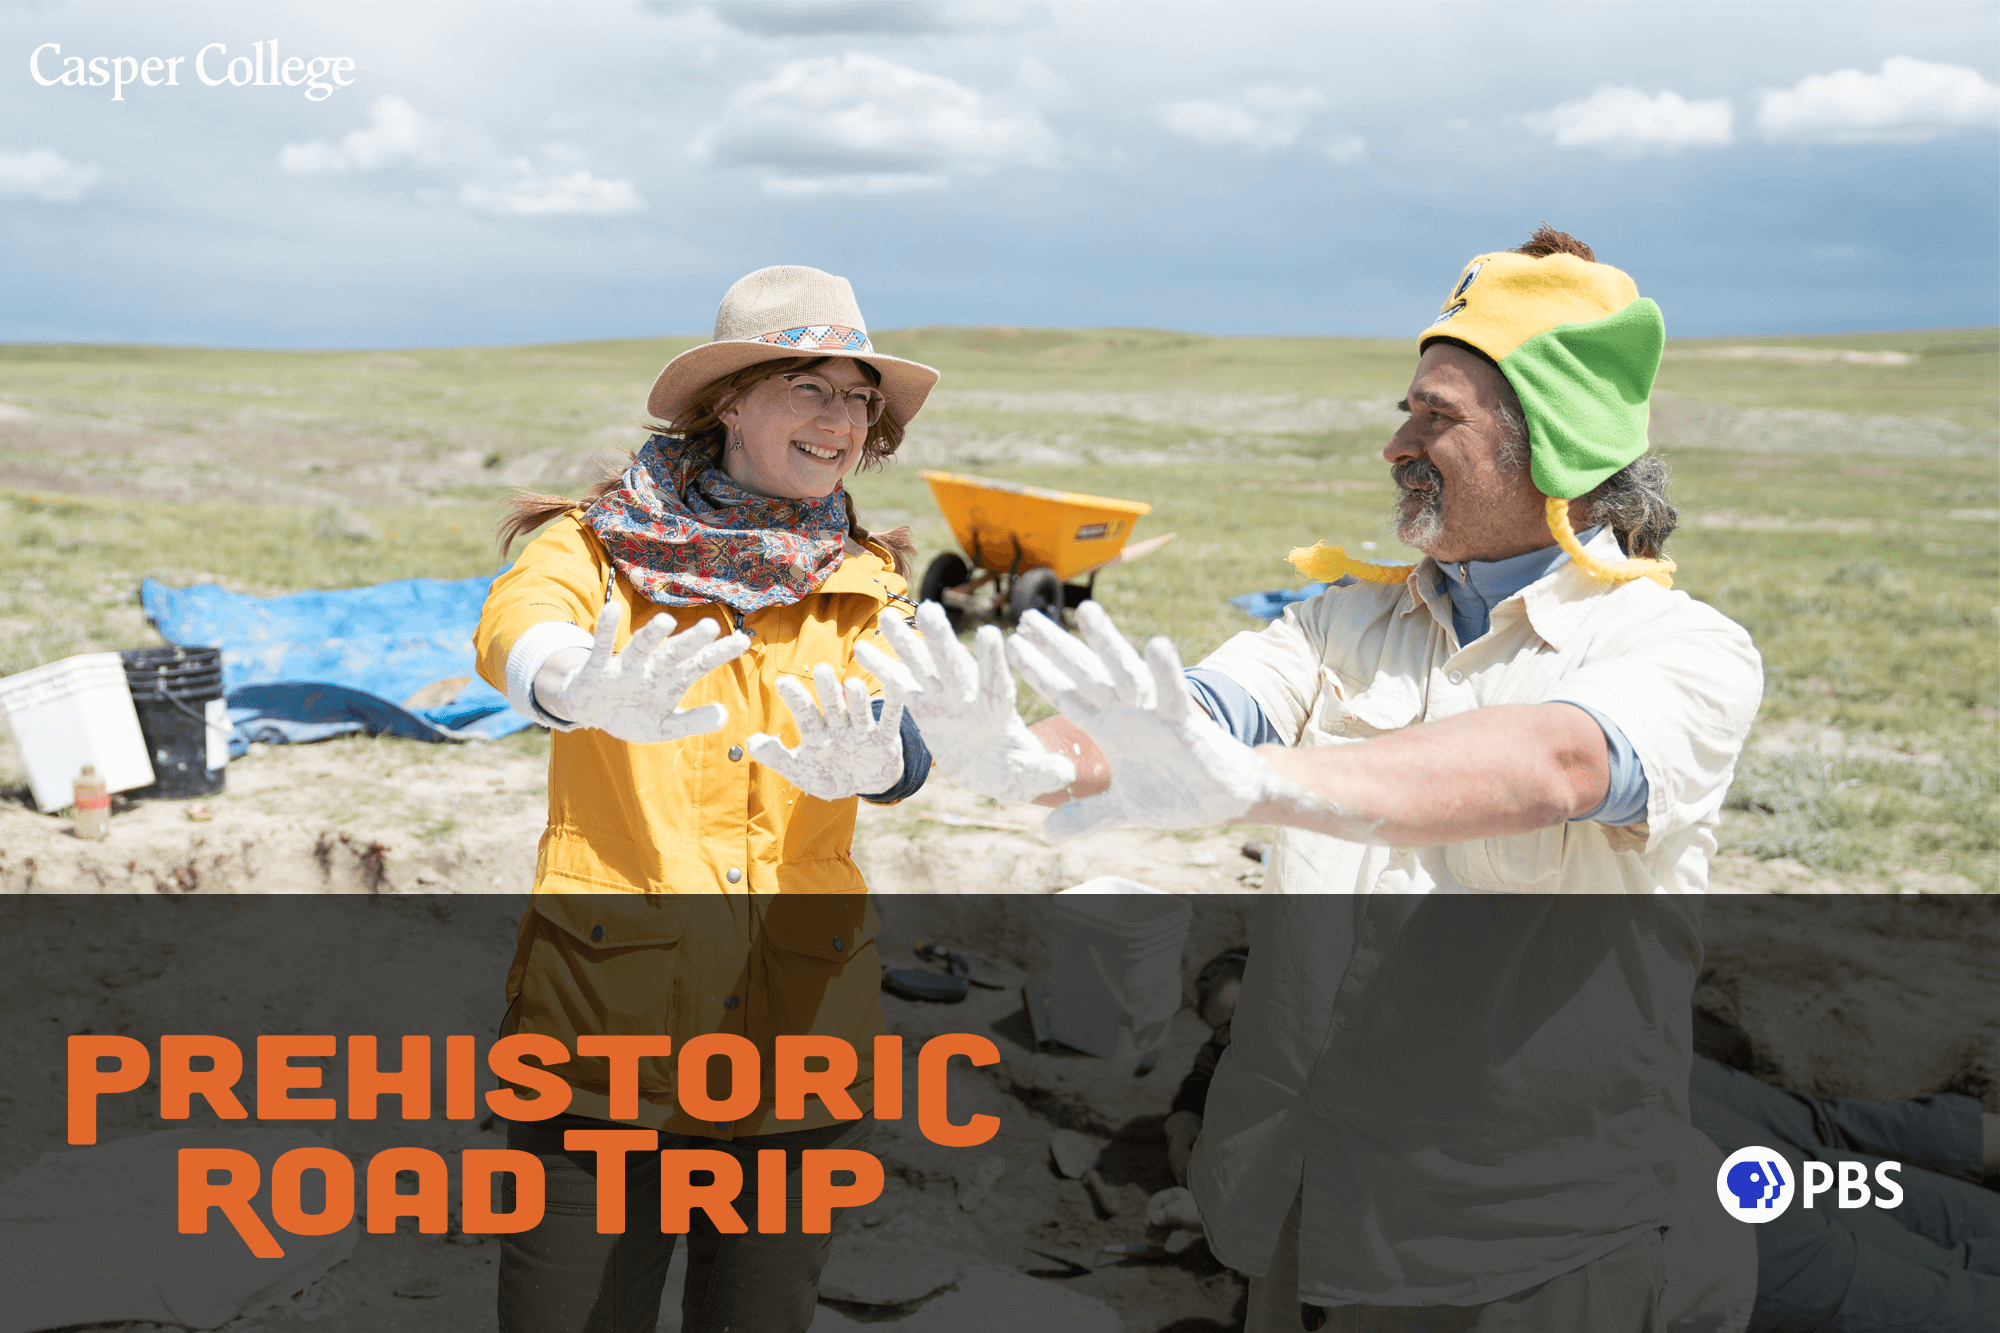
left=72, top=764, right=110, bottom=841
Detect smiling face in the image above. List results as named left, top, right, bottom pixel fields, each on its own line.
left=717, top=359, right=875, bottom=500
left=1384, top=342, right=1555, bottom=564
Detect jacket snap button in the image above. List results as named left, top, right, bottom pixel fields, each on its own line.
left=728, top=745, right=743, bottom=762
left=1313, top=1103, right=1330, bottom=1118
left=716, top=1121, right=731, bottom=1131
left=590, top=925, right=605, bottom=941
left=724, top=994, right=739, bottom=1009
left=726, top=867, right=742, bottom=884
left=832, top=937, right=844, bottom=952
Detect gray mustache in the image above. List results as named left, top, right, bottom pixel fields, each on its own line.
left=1393, top=459, right=1443, bottom=494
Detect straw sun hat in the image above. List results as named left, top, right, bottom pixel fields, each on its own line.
left=646, top=265, right=940, bottom=425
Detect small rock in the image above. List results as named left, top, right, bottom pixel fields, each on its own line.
left=817, top=1234, right=967, bottom=1307
left=393, top=1277, right=448, bottom=1299
left=895, top=1268, right=1120, bottom=1333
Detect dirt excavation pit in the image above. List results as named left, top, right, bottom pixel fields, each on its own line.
left=2, top=740, right=1997, bottom=1333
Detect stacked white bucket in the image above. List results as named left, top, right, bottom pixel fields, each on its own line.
left=1048, top=877, right=1193, bottom=1060
left=0, top=653, right=154, bottom=813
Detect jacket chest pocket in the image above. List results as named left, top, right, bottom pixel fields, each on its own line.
left=752, top=894, right=881, bottom=1034
left=525, top=893, right=688, bottom=1087
left=1311, top=668, right=1423, bottom=740
left=1443, top=824, right=1569, bottom=891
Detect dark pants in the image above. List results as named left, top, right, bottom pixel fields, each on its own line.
left=497, top=1114, right=869, bottom=1333
left=1690, top=1057, right=2000, bottom=1333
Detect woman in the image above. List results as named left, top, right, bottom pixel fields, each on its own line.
left=473, top=265, right=938, bottom=1333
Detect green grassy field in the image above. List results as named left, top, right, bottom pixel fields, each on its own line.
left=2, top=327, right=1994, bottom=887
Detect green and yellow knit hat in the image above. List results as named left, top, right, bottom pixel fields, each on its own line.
left=1420, top=251, right=1661, bottom=502
left=1291, top=248, right=1675, bottom=589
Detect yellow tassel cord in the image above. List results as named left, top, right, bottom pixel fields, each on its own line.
left=1544, top=496, right=1675, bottom=588
left=1287, top=543, right=1416, bottom=585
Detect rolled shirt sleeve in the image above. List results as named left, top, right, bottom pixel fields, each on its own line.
left=1187, top=600, right=1330, bottom=746
left=1538, top=599, right=1764, bottom=851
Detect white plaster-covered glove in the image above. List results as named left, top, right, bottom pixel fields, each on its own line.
left=747, top=665, right=905, bottom=801
left=852, top=601, right=1076, bottom=806
left=545, top=603, right=749, bottom=745
left=1008, top=602, right=1299, bottom=841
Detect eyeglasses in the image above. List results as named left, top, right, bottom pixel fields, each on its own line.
left=778, top=373, right=887, bottom=429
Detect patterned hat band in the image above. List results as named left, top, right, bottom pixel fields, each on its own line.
left=758, top=324, right=874, bottom=353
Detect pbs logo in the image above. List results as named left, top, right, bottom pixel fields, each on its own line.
left=1716, top=1146, right=1793, bottom=1222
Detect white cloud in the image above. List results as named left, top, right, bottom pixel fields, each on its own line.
left=1322, top=133, right=1367, bottom=164
left=1159, top=88, right=1325, bottom=151
left=458, top=163, right=646, bottom=217
left=694, top=54, right=1063, bottom=195
left=279, top=97, right=645, bottom=217
left=278, top=96, right=445, bottom=175
left=1757, top=57, right=2000, bottom=144
left=699, top=1, right=1046, bottom=36
left=1522, top=86, right=1734, bottom=156
left=0, top=147, right=101, bottom=201
left=761, top=173, right=951, bottom=198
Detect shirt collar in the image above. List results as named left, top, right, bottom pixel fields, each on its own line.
left=1403, top=525, right=1630, bottom=651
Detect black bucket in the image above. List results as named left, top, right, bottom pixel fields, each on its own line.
left=121, top=646, right=228, bottom=800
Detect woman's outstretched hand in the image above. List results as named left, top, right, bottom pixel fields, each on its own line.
left=747, top=665, right=905, bottom=800
left=543, top=603, right=750, bottom=744
left=1008, top=602, right=1297, bottom=841
left=854, top=602, right=1076, bottom=806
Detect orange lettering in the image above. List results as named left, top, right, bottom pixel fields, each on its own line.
left=775, top=1035, right=860, bottom=1121
left=159, top=1034, right=249, bottom=1123
left=348, top=1036, right=430, bottom=1120
left=462, top=1149, right=546, bottom=1234
left=872, top=1035, right=903, bottom=1120
left=577, top=1034, right=672, bottom=1121
left=562, top=1128, right=658, bottom=1234
left=178, top=1147, right=284, bottom=1258
left=257, top=1035, right=336, bottom=1120
left=660, top=1149, right=746, bottom=1234
left=67, top=1034, right=149, bottom=1145
left=756, top=1149, right=786, bottom=1233
left=799, top=1149, right=883, bottom=1232
left=676, top=1034, right=759, bottom=1122
left=365, top=1147, right=450, bottom=1234
left=445, top=1034, right=476, bottom=1120
left=269, top=1146, right=354, bottom=1236
left=485, top=1033, right=573, bottom=1121
left=917, top=1034, right=999, bottom=1146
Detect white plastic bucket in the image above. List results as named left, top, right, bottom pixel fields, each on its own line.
left=1047, top=877, right=1192, bottom=1059
left=0, top=653, right=156, bottom=813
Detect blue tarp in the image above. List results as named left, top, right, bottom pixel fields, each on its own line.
left=141, top=574, right=534, bottom=753
left=1229, top=581, right=1333, bottom=621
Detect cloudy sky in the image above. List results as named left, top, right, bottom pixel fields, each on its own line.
left=3, top=0, right=1996, bottom=347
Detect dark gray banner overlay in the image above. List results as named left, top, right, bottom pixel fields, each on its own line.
left=2, top=894, right=1994, bottom=1333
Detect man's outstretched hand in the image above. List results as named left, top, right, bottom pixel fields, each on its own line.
left=1008, top=602, right=1296, bottom=841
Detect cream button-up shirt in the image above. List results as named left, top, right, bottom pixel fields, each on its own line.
left=1185, top=527, right=1764, bottom=1320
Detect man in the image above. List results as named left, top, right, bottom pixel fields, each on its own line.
left=857, top=228, right=1766, bottom=1330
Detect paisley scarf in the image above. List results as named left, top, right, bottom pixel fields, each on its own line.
left=582, top=434, right=850, bottom=613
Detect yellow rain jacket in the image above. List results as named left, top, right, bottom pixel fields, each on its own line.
left=474, top=512, right=912, bottom=1138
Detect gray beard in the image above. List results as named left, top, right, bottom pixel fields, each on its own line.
left=1392, top=459, right=1446, bottom=551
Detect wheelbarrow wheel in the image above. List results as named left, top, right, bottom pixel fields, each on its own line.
left=1007, top=566, right=1063, bottom=626
left=919, top=552, right=970, bottom=630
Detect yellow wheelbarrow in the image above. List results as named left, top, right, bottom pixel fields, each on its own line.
left=917, top=470, right=1177, bottom=627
